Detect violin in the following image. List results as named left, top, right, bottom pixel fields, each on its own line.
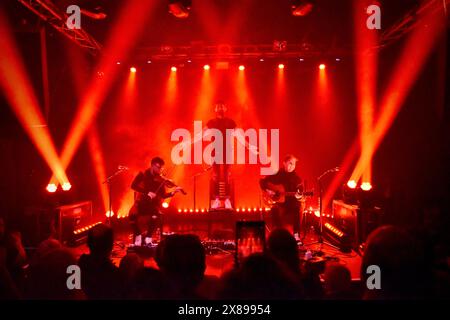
left=155, top=175, right=187, bottom=195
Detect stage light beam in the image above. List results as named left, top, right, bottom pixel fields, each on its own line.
left=0, top=12, right=70, bottom=186
left=48, top=0, right=158, bottom=186
left=350, top=1, right=446, bottom=182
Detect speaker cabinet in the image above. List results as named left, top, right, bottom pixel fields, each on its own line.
left=332, top=200, right=383, bottom=248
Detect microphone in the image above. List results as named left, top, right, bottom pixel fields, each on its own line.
left=118, top=165, right=129, bottom=171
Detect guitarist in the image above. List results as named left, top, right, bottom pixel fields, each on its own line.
left=260, top=154, right=304, bottom=241
left=130, top=157, right=183, bottom=240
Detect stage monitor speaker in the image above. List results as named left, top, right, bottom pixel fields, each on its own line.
left=56, top=201, right=92, bottom=246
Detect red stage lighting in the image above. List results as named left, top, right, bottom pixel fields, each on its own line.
left=171, top=66, right=177, bottom=72
left=130, top=67, right=137, bottom=73
left=347, top=180, right=357, bottom=189
left=46, top=183, right=57, bottom=193
left=361, top=182, right=372, bottom=191
left=238, top=65, right=245, bottom=71
left=203, top=64, right=210, bottom=70
left=291, top=0, right=314, bottom=17
left=319, top=63, right=326, bottom=70
left=61, top=182, right=72, bottom=191
left=278, top=63, right=285, bottom=69
left=162, top=202, right=169, bottom=208
left=168, top=0, right=191, bottom=19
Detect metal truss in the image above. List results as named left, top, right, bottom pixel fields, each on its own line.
left=17, top=0, right=101, bottom=55
left=134, top=43, right=349, bottom=62
left=379, top=0, right=450, bottom=49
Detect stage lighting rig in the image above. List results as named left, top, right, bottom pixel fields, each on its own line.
left=169, top=0, right=191, bottom=19
left=291, top=0, right=314, bottom=17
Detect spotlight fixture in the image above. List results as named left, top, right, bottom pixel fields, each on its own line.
left=130, top=67, right=137, bottom=73
left=361, top=182, right=373, bottom=191
left=168, top=0, right=191, bottom=19
left=291, top=0, right=314, bottom=17
left=347, top=180, right=357, bottom=189
left=238, top=65, right=245, bottom=71
left=203, top=64, right=210, bottom=70
left=319, top=63, right=326, bottom=70
left=171, top=66, right=177, bottom=72
left=106, top=210, right=114, bottom=218
left=61, top=182, right=72, bottom=191
left=278, top=63, right=285, bottom=69
left=46, top=183, right=57, bottom=193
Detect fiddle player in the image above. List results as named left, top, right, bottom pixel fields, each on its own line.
left=129, top=157, right=183, bottom=240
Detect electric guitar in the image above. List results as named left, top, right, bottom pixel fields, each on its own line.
left=262, top=182, right=313, bottom=206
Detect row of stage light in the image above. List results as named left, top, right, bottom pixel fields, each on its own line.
left=175, top=207, right=272, bottom=213
left=121, top=61, right=336, bottom=73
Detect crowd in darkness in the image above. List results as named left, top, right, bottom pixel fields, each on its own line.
left=0, top=216, right=449, bottom=300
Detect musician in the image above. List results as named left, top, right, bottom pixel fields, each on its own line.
left=206, top=102, right=236, bottom=210
left=130, top=157, right=182, bottom=239
left=260, top=154, right=304, bottom=240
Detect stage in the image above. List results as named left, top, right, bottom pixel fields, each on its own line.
left=70, top=220, right=363, bottom=282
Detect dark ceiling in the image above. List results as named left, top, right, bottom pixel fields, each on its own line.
left=5, top=0, right=422, bottom=51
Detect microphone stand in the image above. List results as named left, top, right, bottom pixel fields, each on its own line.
left=304, top=167, right=340, bottom=254
left=103, top=168, right=126, bottom=226
left=192, top=166, right=212, bottom=211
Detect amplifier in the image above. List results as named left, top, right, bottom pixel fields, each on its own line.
left=56, top=201, right=92, bottom=246
left=332, top=200, right=383, bottom=248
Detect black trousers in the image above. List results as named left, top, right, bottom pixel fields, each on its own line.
left=131, top=203, right=162, bottom=238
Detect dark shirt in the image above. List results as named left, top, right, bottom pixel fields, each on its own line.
left=131, top=170, right=173, bottom=214
left=260, top=169, right=303, bottom=207
left=206, top=117, right=236, bottom=135
left=206, top=117, right=236, bottom=164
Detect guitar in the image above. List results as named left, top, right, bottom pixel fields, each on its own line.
left=262, top=182, right=313, bottom=206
